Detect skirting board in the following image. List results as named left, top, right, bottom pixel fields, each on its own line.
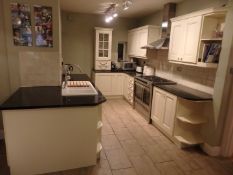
left=0, top=130, right=4, bottom=140
left=201, top=143, right=220, bottom=157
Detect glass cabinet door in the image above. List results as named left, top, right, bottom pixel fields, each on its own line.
left=95, top=29, right=112, bottom=60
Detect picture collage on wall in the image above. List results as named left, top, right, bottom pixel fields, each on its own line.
left=11, top=3, right=32, bottom=46
left=10, top=3, right=53, bottom=48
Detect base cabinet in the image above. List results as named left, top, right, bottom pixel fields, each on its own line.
left=123, top=74, right=134, bottom=105
left=94, top=73, right=133, bottom=100
left=95, top=73, right=123, bottom=96
left=151, top=87, right=177, bottom=136
left=95, top=74, right=112, bottom=96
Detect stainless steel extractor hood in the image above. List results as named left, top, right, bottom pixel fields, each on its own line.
left=142, top=3, right=176, bottom=50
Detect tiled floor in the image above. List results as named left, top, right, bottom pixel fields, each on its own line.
left=1, top=98, right=233, bottom=175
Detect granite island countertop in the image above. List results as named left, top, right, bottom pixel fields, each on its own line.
left=1, top=74, right=106, bottom=110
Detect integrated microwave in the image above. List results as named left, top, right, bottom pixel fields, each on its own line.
left=122, top=62, right=136, bottom=71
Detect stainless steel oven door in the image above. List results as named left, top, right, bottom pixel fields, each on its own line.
left=134, top=81, right=152, bottom=122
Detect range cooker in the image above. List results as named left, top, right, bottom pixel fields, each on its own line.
left=134, top=75, right=176, bottom=123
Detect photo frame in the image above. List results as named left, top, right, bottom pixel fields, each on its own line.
left=10, top=2, right=32, bottom=46
left=34, top=5, right=53, bottom=47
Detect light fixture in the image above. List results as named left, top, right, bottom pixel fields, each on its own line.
left=162, top=21, right=168, bottom=28
left=104, top=0, right=133, bottom=23
left=113, top=12, right=118, bottom=18
left=123, top=0, right=132, bottom=10
left=105, top=15, right=113, bottom=23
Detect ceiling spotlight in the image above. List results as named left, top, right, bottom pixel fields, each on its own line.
left=105, top=16, right=113, bottom=23
left=123, top=0, right=132, bottom=10
left=113, top=13, right=118, bottom=18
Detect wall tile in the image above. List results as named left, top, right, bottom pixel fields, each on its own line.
left=19, top=51, right=61, bottom=87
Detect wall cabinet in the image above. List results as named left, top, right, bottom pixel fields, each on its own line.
left=95, top=28, right=113, bottom=70
left=128, top=25, right=161, bottom=59
left=151, top=87, right=177, bottom=136
left=168, top=8, right=227, bottom=68
left=169, top=16, right=202, bottom=64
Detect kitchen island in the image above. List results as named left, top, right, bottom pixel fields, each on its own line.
left=1, top=74, right=106, bottom=175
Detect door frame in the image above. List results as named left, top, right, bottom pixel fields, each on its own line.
left=221, top=78, right=233, bottom=157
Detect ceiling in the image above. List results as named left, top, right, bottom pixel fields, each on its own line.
left=60, top=0, right=184, bottom=18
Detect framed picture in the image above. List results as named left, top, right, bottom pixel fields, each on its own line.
left=34, top=5, right=53, bottom=47
left=10, top=3, right=32, bottom=46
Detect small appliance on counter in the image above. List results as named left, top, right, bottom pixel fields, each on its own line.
left=122, top=61, right=136, bottom=71
left=143, top=65, right=155, bottom=76
left=136, top=66, right=143, bottom=74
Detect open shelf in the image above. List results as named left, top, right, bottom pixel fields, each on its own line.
left=177, top=115, right=207, bottom=125
left=174, top=135, right=204, bottom=145
left=97, top=121, right=103, bottom=130
left=196, top=62, right=218, bottom=68
left=200, top=38, right=222, bottom=41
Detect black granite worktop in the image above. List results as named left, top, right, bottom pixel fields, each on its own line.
left=1, top=74, right=106, bottom=110
left=93, top=69, right=138, bottom=77
left=155, top=84, right=213, bottom=101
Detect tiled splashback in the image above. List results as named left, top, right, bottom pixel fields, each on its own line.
left=19, top=52, right=62, bottom=87
left=145, top=50, right=216, bottom=94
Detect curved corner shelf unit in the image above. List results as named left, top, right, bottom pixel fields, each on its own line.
left=176, top=115, right=207, bottom=125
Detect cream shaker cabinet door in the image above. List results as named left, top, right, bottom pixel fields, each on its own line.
left=123, top=75, right=129, bottom=99
left=112, top=74, right=124, bottom=96
left=182, top=16, right=202, bottom=63
left=162, top=93, right=177, bottom=136
left=137, top=29, right=148, bottom=58
left=95, top=74, right=112, bottom=96
left=127, top=32, right=134, bottom=56
left=151, top=88, right=166, bottom=125
left=169, top=20, right=185, bottom=61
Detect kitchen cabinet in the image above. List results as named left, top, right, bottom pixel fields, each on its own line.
left=94, top=73, right=134, bottom=104
left=168, top=8, right=227, bottom=68
left=95, top=27, right=113, bottom=70
left=94, top=73, right=124, bottom=96
left=128, top=25, right=161, bottom=59
left=169, top=16, right=202, bottom=63
left=112, top=74, right=124, bottom=95
left=123, top=74, right=134, bottom=105
left=151, top=87, right=177, bottom=136
left=95, top=74, right=112, bottom=96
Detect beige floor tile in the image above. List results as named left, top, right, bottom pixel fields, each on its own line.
left=166, top=149, right=201, bottom=172
left=143, top=145, right=173, bottom=163
left=102, top=135, right=121, bottom=150
left=120, top=139, right=145, bottom=156
left=142, top=125, right=163, bottom=137
left=102, top=123, right=114, bottom=136
left=105, top=149, right=132, bottom=170
left=156, top=161, right=185, bottom=175
left=112, top=168, right=137, bottom=175
left=114, top=128, right=134, bottom=141
left=129, top=155, right=161, bottom=175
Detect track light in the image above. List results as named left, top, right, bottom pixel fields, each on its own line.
left=123, top=0, right=132, bottom=10
left=113, top=13, right=118, bottom=18
left=105, top=16, right=113, bottom=23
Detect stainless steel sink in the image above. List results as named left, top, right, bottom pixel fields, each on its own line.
left=62, top=81, right=98, bottom=96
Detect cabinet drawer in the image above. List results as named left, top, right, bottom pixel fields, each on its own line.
left=95, top=60, right=111, bottom=70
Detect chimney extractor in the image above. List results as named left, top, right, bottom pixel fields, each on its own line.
left=142, top=3, right=176, bottom=50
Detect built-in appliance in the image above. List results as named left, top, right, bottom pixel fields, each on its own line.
left=141, top=3, right=176, bottom=50
left=122, top=62, right=136, bottom=71
left=134, top=75, right=176, bottom=123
